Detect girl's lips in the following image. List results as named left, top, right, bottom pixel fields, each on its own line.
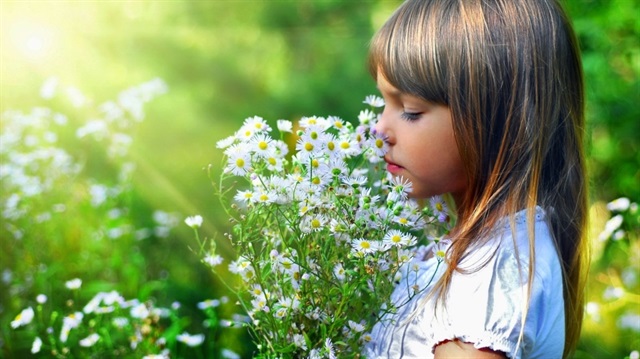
left=386, top=161, right=403, bottom=174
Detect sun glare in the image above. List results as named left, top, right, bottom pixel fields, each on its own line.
left=6, top=20, right=57, bottom=61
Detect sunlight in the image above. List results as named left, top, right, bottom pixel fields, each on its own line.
left=7, top=20, right=57, bottom=60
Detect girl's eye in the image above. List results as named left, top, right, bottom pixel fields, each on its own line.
left=400, top=111, right=422, bottom=122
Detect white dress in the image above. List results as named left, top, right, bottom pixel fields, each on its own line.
left=364, top=208, right=565, bottom=359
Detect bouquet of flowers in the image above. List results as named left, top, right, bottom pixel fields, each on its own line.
left=203, top=96, right=451, bottom=358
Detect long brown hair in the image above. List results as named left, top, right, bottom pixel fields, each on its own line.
left=369, top=0, right=589, bottom=356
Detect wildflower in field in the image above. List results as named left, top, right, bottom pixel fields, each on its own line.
left=383, top=229, right=416, bottom=248
left=197, top=299, right=221, bottom=310
left=113, top=317, right=129, bottom=328
left=363, top=95, right=385, bottom=108
left=36, top=294, right=47, bottom=304
left=429, top=195, right=449, bottom=223
left=31, top=336, right=42, bottom=354
left=607, top=197, right=631, bottom=212
left=203, top=253, right=223, bottom=267
left=65, top=278, right=82, bottom=290
left=79, top=333, right=101, bottom=347
left=333, top=263, right=346, bottom=281
left=221, top=348, right=242, bottom=359
left=277, top=119, right=293, bottom=133
left=351, top=238, right=379, bottom=256
left=176, top=332, right=205, bottom=347
left=11, top=307, right=34, bottom=328
left=184, top=215, right=203, bottom=228
left=60, top=312, right=84, bottom=342
left=130, top=303, right=150, bottom=319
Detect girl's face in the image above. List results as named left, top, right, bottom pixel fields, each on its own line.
left=374, top=71, right=467, bottom=203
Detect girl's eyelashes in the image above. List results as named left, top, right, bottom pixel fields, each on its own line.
left=400, top=111, right=422, bottom=122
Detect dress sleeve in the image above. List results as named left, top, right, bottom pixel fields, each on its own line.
left=427, top=222, right=565, bottom=359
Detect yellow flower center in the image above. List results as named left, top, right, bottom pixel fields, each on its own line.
left=311, top=219, right=321, bottom=228
left=259, top=194, right=269, bottom=202
left=268, top=157, right=277, bottom=165
left=304, top=142, right=314, bottom=151
left=311, top=159, right=319, bottom=168
left=236, top=158, right=245, bottom=167
left=392, top=235, right=402, bottom=243
left=258, top=141, right=268, bottom=150
left=399, top=218, right=408, bottom=224
left=436, top=203, right=443, bottom=211
left=327, top=142, right=335, bottom=151
left=340, top=142, right=350, bottom=149
left=310, top=131, right=318, bottom=140
left=360, top=241, right=370, bottom=249
left=375, top=138, right=384, bottom=148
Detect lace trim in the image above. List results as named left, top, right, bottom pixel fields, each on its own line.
left=431, top=332, right=521, bottom=359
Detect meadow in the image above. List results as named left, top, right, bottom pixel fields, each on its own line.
left=1, top=1, right=638, bottom=358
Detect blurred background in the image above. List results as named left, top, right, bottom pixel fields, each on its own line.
left=0, top=0, right=638, bottom=358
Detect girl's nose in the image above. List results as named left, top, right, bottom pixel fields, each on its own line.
left=374, top=109, right=392, bottom=145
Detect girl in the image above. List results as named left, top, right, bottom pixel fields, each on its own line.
left=364, top=0, right=588, bottom=358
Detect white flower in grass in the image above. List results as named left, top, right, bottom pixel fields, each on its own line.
left=177, top=332, right=205, bottom=347
left=221, top=348, right=242, bottom=359
left=363, top=95, right=385, bottom=107
left=300, top=213, right=327, bottom=233
left=216, top=135, right=236, bottom=149
left=350, top=238, right=378, bottom=256
left=295, top=137, right=319, bottom=162
left=113, top=317, right=129, bottom=328
left=336, top=137, right=360, bottom=157
left=11, top=307, right=34, bottom=328
left=369, top=130, right=388, bottom=157
left=607, top=197, right=631, bottom=212
left=277, top=119, right=293, bottom=133
left=251, top=294, right=270, bottom=313
left=264, top=152, right=284, bottom=172
left=234, top=189, right=254, bottom=204
left=325, top=338, right=337, bottom=359
left=203, top=253, right=223, bottom=267
left=348, top=320, right=366, bottom=333
left=130, top=303, right=150, bottom=319
left=429, top=195, right=449, bottom=222
left=333, top=263, right=346, bottom=281
left=432, top=239, right=451, bottom=261
left=358, top=109, right=377, bottom=125
left=383, top=229, right=415, bottom=248
left=60, top=312, right=83, bottom=343
left=225, top=151, right=251, bottom=176
left=250, top=133, right=275, bottom=158
left=198, top=299, right=221, bottom=310
left=36, top=294, right=47, bottom=304
left=184, top=215, right=203, bottom=228
left=243, top=115, right=271, bottom=133
left=387, top=176, right=413, bottom=202
left=299, top=116, right=330, bottom=129
left=79, top=333, right=100, bottom=347
left=328, top=116, right=346, bottom=130
left=293, top=333, right=308, bottom=350
left=65, top=278, right=82, bottom=290
left=31, top=336, right=42, bottom=353
left=235, top=125, right=256, bottom=142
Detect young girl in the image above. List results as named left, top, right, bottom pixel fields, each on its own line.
left=364, top=0, right=588, bottom=358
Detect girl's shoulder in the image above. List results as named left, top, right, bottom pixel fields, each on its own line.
left=441, top=206, right=565, bottom=358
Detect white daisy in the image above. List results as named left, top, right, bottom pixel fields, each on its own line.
left=11, top=307, right=34, bottom=329
left=184, top=215, right=203, bottom=228
left=363, top=95, right=385, bottom=107
left=277, top=119, right=293, bottom=133
left=177, top=332, right=205, bottom=347
left=243, top=115, right=271, bottom=133
left=350, top=238, right=378, bottom=255
left=226, top=151, right=251, bottom=176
